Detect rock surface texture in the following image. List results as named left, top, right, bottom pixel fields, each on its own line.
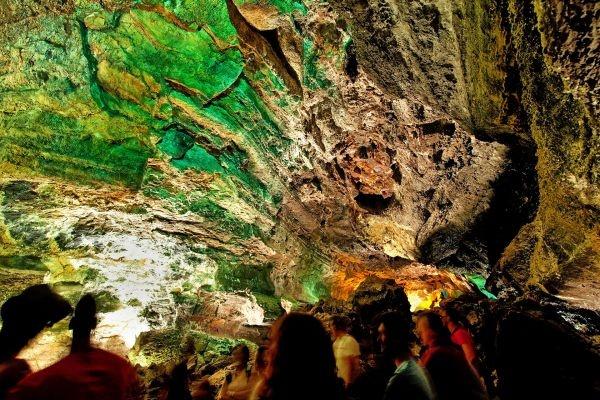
left=0, top=0, right=598, bottom=363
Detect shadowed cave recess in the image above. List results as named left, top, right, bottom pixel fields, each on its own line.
left=0, top=0, right=599, bottom=397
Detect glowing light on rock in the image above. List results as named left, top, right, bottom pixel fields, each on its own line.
left=406, top=289, right=447, bottom=311
left=329, top=260, right=474, bottom=310
left=95, top=307, right=152, bottom=352
left=19, top=308, right=151, bottom=370
left=240, top=296, right=266, bottom=326
left=20, top=327, right=71, bottom=372
left=280, top=298, right=293, bottom=314
left=46, top=206, right=219, bottom=324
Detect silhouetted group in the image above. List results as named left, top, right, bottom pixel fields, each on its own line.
left=0, top=285, right=490, bottom=400
left=0, top=285, right=141, bottom=400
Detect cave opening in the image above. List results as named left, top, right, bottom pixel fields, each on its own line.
left=354, top=192, right=394, bottom=213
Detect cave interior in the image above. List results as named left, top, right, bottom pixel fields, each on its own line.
left=0, top=0, right=598, bottom=397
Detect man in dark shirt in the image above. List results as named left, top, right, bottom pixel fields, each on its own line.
left=377, top=312, right=435, bottom=400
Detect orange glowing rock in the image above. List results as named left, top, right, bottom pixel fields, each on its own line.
left=329, top=253, right=472, bottom=311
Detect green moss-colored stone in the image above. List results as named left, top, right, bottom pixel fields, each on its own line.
left=0, top=255, right=47, bottom=272
left=0, top=268, right=45, bottom=306
left=157, top=130, right=195, bottom=160
left=208, top=249, right=276, bottom=294
left=92, top=290, right=122, bottom=312
left=0, top=112, right=151, bottom=188
left=506, top=0, right=599, bottom=288
left=51, top=282, right=84, bottom=308
left=296, top=246, right=331, bottom=302
left=253, top=292, right=283, bottom=319
left=302, top=39, right=332, bottom=90
left=171, top=145, right=224, bottom=173
left=130, top=326, right=251, bottom=367
left=453, top=0, right=506, bottom=130
left=237, top=0, right=307, bottom=15
left=127, top=298, right=142, bottom=307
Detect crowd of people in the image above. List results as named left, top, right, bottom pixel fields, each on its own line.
left=0, top=284, right=490, bottom=400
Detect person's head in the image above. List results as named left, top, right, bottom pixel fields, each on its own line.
left=416, top=312, right=451, bottom=347
left=232, top=344, right=250, bottom=367
left=265, top=312, right=339, bottom=399
left=69, top=294, right=97, bottom=336
left=330, top=315, right=351, bottom=338
left=0, top=284, right=72, bottom=360
left=376, top=311, right=413, bottom=360
left=167, top=362, right=190, bottom=400
left=439, top=306, right=463, bottom=328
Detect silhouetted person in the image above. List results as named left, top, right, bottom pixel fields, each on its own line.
left=346, top=352, right=394, bottom=400
left=331, top=316, right=361, bottom=387
left=377, top=312, right=434, bottom=400
left=218, top=344, right=252, bottom=400
left=440, top=306, right=493, bottom=394
left=0, top=285, right=72, bottom=399
left=439, top=307, right=478, bottom=369
left=416, top=312, right=487, bottom=400
left=250, top=312, right=345, bottom=400
left=165, top=362, right=192, bottom=400
left=8, top=294, right=142, bottom=400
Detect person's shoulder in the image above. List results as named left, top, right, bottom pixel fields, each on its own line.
left=386, top=363, right=434, bottom=400
left=427, top=345, right=468, bottom=368
left=341, top=334, right=360, bottom=349
left=19, top=356, right=72, bottom=382
left=0, top=359, right=31, bottom=378
left=452, top=326, right=472, bottom=342
left=397, top=359, right=426, bottom=378
left=248, top=378, right=268, bottom=400
left=385, top=372, right=413, bottom=397
left=346, top=334, right=359, bottom=345
left=7, top=360, right=68, bottom=398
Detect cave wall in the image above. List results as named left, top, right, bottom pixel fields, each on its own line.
left=0, top=0, right=598, bottom=345
left=491, top=0, right=599, bottom=310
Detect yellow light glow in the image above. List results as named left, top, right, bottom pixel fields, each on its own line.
left=329, top=255, right=471, bottom=311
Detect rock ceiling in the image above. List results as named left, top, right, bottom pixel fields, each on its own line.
left=0, top=0, right=598, bottom=356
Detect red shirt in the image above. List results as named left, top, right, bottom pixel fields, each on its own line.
left=7, top=349, right=141, bottom=400
left=450, top=326, right=474, bottom=348
left=450, top=325, right=479, bottom=364
left=420, top=342, right=486, bottom=400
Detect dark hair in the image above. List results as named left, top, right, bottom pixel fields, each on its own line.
left=377, top=311, right=414, bottom=357
left=443, top=305, right=466, bottom=326
left=0, top=284, right=72, bottom=361
left=331, top=315, right=351, bottom=332
left=420, top=312, right=452, bottom=344
left=233, top=344, right=250, bottom=366
left=262, top=313, right=342, bottom=400
left=69, top=294, right=97, bottom=334
left=167, top=362, right=192, bottom=400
